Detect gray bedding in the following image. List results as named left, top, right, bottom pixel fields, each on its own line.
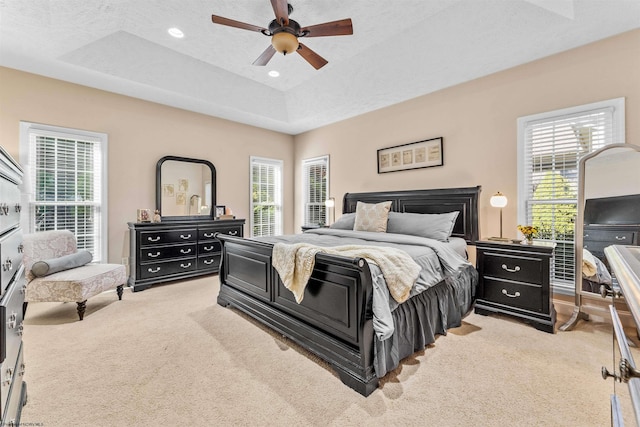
left=256, top=228, right=473, bottom=339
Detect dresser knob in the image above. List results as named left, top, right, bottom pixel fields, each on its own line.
left=602, top=366, right=620, bottom=382
left=501, top=289, right=520, bottom=298
left=180, top=234, right=191, bottom=239
left=204, top=233, right=214, bottom=238
left=180, top=262, right=192, bottom=269
left=180, top=248, right=192, bottom=254
left=501, top=264, right=521, bottom=273
left=147, top=236, right=160, bottom=242
left=147, top=267, right=161, bottom=273
left=228, top=230, right=238, bottom=236
left=615, top=236, right=626, bottom=241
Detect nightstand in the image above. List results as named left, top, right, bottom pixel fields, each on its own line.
left=474, top=240, right=556, bottom=333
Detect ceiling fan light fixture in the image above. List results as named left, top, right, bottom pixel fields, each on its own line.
left=271, top=32, right=298, bottom=55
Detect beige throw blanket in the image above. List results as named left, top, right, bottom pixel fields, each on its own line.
left=272, top=243, right=421, bottom=304
left=582, top=248, right=598, bottom=278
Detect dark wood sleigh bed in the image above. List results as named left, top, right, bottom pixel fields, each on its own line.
left=216, top=186, right=481, bottom=396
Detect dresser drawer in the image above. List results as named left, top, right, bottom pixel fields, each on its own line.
left=139, top=243, right=196, bottom=262
left=199, top=226, right=242, bottom=240
left=0, top=273, right=25, bottom=365
left=1, top=342, right=24, bottom=424
left=0, top=179, right=21, bottom=237
left=198, top=241, right=221, bottom=256
left=198, top=254, right=221, bottom=270
left=140, top=228, right=197, bottom=246
left=0, top=229, right=23, bottom=294
left=482, top=278, right=543, bottom=312
left=140, top=258, right=197, bottom=279
left=583, top=228, right=635, bottom=243
left=481, top=251, right=543, bottom=285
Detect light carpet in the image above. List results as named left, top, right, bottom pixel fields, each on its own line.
left=19, top=276, right=635, bottom=426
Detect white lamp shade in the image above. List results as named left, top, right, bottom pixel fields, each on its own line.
left=324, top=198, right=335, bottom=208
left=490, top=192, right=508, bottom=208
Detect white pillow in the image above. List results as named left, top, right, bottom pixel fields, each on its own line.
left=353, top=201, right=392, bottom=232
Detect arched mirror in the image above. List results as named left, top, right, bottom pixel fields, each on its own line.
left=561, top=143, right=640, bottom=330
left=156, top=156, right=217, bottom=221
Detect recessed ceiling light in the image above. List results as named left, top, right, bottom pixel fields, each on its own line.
left=168, top=28, right=184, bottom=39
left=268, top=70, right=280, bottom=77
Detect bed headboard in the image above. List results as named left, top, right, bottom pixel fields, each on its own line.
left=342, top=186, right=481, bottom=244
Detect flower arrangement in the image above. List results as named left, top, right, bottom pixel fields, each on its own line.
left=517, top=225, right=538, bottom=242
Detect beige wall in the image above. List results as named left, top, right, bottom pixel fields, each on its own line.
left=0, top=67, right=295, bottom=262
left=0, top=29, right=638, bottom=263
left=293, top=29, right=640, bottom=240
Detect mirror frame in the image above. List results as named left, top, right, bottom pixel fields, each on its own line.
left=560, top=143, right=640, bottom=331
left=156, top=155, right=217, bottom=222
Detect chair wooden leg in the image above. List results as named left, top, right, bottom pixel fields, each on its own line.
left=76, top=300, right=87, bottom=321
left=116, top=284, right=124, bottom=300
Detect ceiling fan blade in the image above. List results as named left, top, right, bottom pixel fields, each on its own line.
left=300, top=19, right=353, bottom=37
left=270, top=0, right=289, bottom=25
left=252, top=45, right=277, bottom=66
left=297, top=43, right=328, bottom=70
left=211, top=15, right=267, bottom=33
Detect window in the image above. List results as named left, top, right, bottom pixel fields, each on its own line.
left=250, top=156, right=283, bottom=237
left=303, top=155, right=329, bottom=226
left=20, top=122, right=108, bottom=262
left=517, top=98, right=625, bottom=293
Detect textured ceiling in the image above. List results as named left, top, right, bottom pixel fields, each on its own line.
left=1, top=0, right=639, bottom=135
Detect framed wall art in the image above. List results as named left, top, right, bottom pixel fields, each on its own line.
left=215, top=205, right=226, bottom=218
left=377, top=137, right=443, bottom=173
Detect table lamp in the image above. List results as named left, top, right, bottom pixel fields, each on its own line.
left=488, top=191, right=509, bottom=241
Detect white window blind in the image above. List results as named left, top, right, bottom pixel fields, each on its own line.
left=303, top=155, right=329, bottom=226
left=20, top=122, right=108, bottom=262
left=250, top=156, right=283, bottom=237
left=518, top=98, right=625, bottom=293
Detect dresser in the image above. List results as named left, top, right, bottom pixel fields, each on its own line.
left=583, top=194, right=640, bottom=270
left=0, top=146, right=27, bottom=425
left=128, top=219, right=245, bottom=292
left=603, top=245, right=640, bottom=425
left=474, top=240, right=556, bottom=333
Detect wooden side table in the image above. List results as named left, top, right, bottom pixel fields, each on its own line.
left=474, top=240, right=556, bottom=333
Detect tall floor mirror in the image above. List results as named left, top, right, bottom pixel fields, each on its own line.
left=560, top=143, right=640, bottom=331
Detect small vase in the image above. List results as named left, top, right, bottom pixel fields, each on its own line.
left=525, top=237, right=533, bottom=245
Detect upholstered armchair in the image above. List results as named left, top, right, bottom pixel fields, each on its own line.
left=22, top=230, right=126, bottom=321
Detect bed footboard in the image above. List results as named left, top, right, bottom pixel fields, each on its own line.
left=216, top=233, right=378, bottom=396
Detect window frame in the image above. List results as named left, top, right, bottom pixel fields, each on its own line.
left=19, top=121, right=109, bottom=262
left=302, top=155, right=330, bottom=227
left=517, top=98, right=625, bottom=294
left=249, top=156, right=283, bottom=237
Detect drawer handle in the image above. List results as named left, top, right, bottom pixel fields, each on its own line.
left=584, top=233, right=589, bottom=238
left=501, top=264, right=521, bottom=273
left=147, top=267, right=161, bottom=273
left=147, top=236, right=161, bottom=242
left=15, top=203, right=21, bottom=213
left=2, top=258, right=12, bottom=272
left=501, top=289, right=521, bottom=298
left=180, top=234, right=192, bottom=239
left=203, top=246, right=214, bottom=251
left=228, top=230, right=238, bottom=236
left=615, top=236, right=627, bottom=240
left=180, top=262, right=192, bottom=268
left=180, top=248, right=192, bottom=254
left=204, top=233, right=214, bottom=238
left=204, top=259, right=215, bottom=265
left=3, top=367, right=13, bottom=385
left=148, top=252, right=161, bottom=258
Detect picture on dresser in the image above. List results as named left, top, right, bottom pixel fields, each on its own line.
left=136, top=208, right=151, bottom=222
left=215, top=205, right=226, bottom=218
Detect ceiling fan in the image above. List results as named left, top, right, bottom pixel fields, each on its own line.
left=211, top=0, right=353, bottom=70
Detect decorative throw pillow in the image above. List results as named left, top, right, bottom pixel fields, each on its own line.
left=330, top=213, right=356, bottom=230
left=353, top=201, right=392, bottom=232
left=387, top=211, right=460, bottom=242
left=31, top=250, right=93, bottom=277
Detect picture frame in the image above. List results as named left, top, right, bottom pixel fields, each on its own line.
left=377, top=137, right=443, bottom=173
left=136, top=208, right=152, bottom=223
left=214, top=205, right=226, bottom=218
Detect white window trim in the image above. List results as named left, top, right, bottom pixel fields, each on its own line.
left=249, top=156, right=283, bottom=237
left=516, top=97, right=625, bottom=294
left=302, top=155, right=330, bottom=226
left=19, top=121, right=109, bottom=261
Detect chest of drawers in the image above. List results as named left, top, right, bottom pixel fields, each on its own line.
left=0, top=146, right=27, bottom=425
left=583, top=225, right=639, bottom=270
left=128, top=219, right=245, bottom=291
left=474, top=240, right=556, bottom=333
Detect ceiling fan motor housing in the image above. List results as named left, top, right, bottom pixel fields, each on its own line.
left=268, top=19, right=302, bottom=54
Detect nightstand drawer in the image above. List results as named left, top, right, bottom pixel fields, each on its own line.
left=482, top=278, right=543, bottom=312
left=482, top=252, right=543, bottom=284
